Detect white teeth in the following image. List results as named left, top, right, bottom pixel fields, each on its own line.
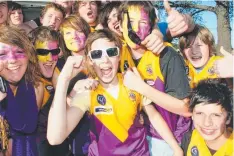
left=8, top=66, right=19, bottom=70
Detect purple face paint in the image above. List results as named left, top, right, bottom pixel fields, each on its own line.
left=0, top=42, right=26, bottom=61
left=135, top=8, right=151, bottom=40
left=52, top=55, right=58, bottom=61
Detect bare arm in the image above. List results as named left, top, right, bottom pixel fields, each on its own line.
left=123, top=68, right=191, bottom=117
left=47, top=56, right=88, bottom=145
left=47, top=76, right=87, bottom=145
left=144, top=105, right=183, bottom=155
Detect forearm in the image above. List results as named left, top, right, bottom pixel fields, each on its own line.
left=47, top=77, right=69, bottom=144
left=148, top=109, right=181, bottom=151
left=140, top=82, right=190, bottom=117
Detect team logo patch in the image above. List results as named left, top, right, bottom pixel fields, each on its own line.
left=208, top=67, right=215, bottom=75
left=94, top=106, right=113, bottom=115
left=129, top=92, right=136, bottom=101
left=144, top=79, right=155, bottom=86
left=97, top=94, right=106, bottom=105
left=146, top=64, right=153, bottom=75
left=45, top=85, right=54, bottom=93
left=191, top=146, right=199, bottom=156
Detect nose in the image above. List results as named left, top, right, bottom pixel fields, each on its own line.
left=203, top=115, right=213, bottom=127
left=47, top=53, right=53, bottom=61
left=8, top=54, right=17, bottom=64
left=86, top=2, right=91, bottom=9
left=50, top=16, right=56, bottom=25
left=100, top=55, right=109, bottom=63
left=15, top=12, right=19, bottom=17
left=132, top=22, right=139, bottom=33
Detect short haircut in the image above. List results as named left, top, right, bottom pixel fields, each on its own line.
left=84, top=29, right=122, bottom=78
left=29, top=26, right=59, bottom=45
left=59, top=15, right=91, bottom=60
left=189, top=79, right=233, bottom=117
left=98, top=2, right=121, bottom=28
left=73, top=1, right=101, bottom=15
left=179, top=25, right=216, bottom=56
left=40, top=3, right=66, bottom=19
left=118, top=1, right=157, bottom=32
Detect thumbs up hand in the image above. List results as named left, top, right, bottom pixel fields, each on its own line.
left=164, top=0, right=193, bottom=37
left=214, top=46, right=234, bottom=78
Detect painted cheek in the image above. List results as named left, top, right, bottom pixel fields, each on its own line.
left=52, top=55, right=58, bottom=61
left=0, top=53, right=26, bottom=61
left=38, top=55, right=51, bottom=62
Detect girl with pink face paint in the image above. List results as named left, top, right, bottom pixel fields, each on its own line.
left=0, top=26, right=44, bottom=156
left=29, top=26, right=70, bottom=156
left=59, top=15, right=92, bottom=155
left=60, top=15, right=91, bottom=58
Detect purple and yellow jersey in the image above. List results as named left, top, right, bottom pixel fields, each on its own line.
left=187, top=129, right=233, bottom=156
left=120, top=44, right=185, bottom=140
left=88, top=74, right=150, bottom=156
left=186, top=56, right=222, bottom=88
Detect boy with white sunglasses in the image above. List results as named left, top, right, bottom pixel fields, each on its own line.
left=47, top=29, right=182, bottom=156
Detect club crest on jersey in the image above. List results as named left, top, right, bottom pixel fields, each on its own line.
left=97, top=94, right=106, bottom=105
left=191, top=146, right=199, bottom=156
left=146, top=64, right=153, bottom=75
left=94, top=106, right=113, bottom=115
left=45, top=85, right=54, bottom=93
left=208, top=67, right=215, bottom=75
left=129, top=92, right=136, bottom=101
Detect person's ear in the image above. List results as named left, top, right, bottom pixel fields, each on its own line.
left=40, top=16, right=43, bottom=25
left=225, top=114, right=232, bottom=125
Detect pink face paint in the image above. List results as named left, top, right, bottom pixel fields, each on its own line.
left=52, top=55, right=58, bottom=61
left=135, top=8, right=151, bottom=40
left=0, top=42, right=26, bottom=61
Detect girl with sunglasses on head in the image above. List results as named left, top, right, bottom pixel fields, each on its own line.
left=0, top=26, right=44, bottom=156
left=47, top=29, right=183, bottom=156
left=29, top=26, right=70, bottom=156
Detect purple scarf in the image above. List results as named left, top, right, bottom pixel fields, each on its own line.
left=2, top=79, right=38, bottom=156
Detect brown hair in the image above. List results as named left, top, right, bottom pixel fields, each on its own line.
left=40, top=3, right=66, bottom=18
left=29, top=26, right=59, bottom=44
left=73, top=1, right=101, bottom=15
left=179, top=25, right=216, bottom=56
left=0, top=26, right=41, bottom=86
left=84, top=29, right=122, bottom=78
left=59, top=15, right=91, bottom=60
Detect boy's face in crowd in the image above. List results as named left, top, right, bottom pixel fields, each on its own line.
left=107, top=8, right=122, bottom=37
left=121, top=6, right=151, bottom=49
left=62, top=27, right=86, bottom=53
left=88, top=38, right=119, bottom=84
left=192, top=103, right=230, bottom=142
left=0, top=2, right=8, bottom=25
left=41, top=8, right=63, bottom=31
left=35, top=40, right=59, bottom=78
left=10, top=9, right=23, bottom=25
left=78, top=1, right=98, bottom=26
left=0, top=42, right=28, bottom=84
left=183, top=37, right=210, bottom=69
